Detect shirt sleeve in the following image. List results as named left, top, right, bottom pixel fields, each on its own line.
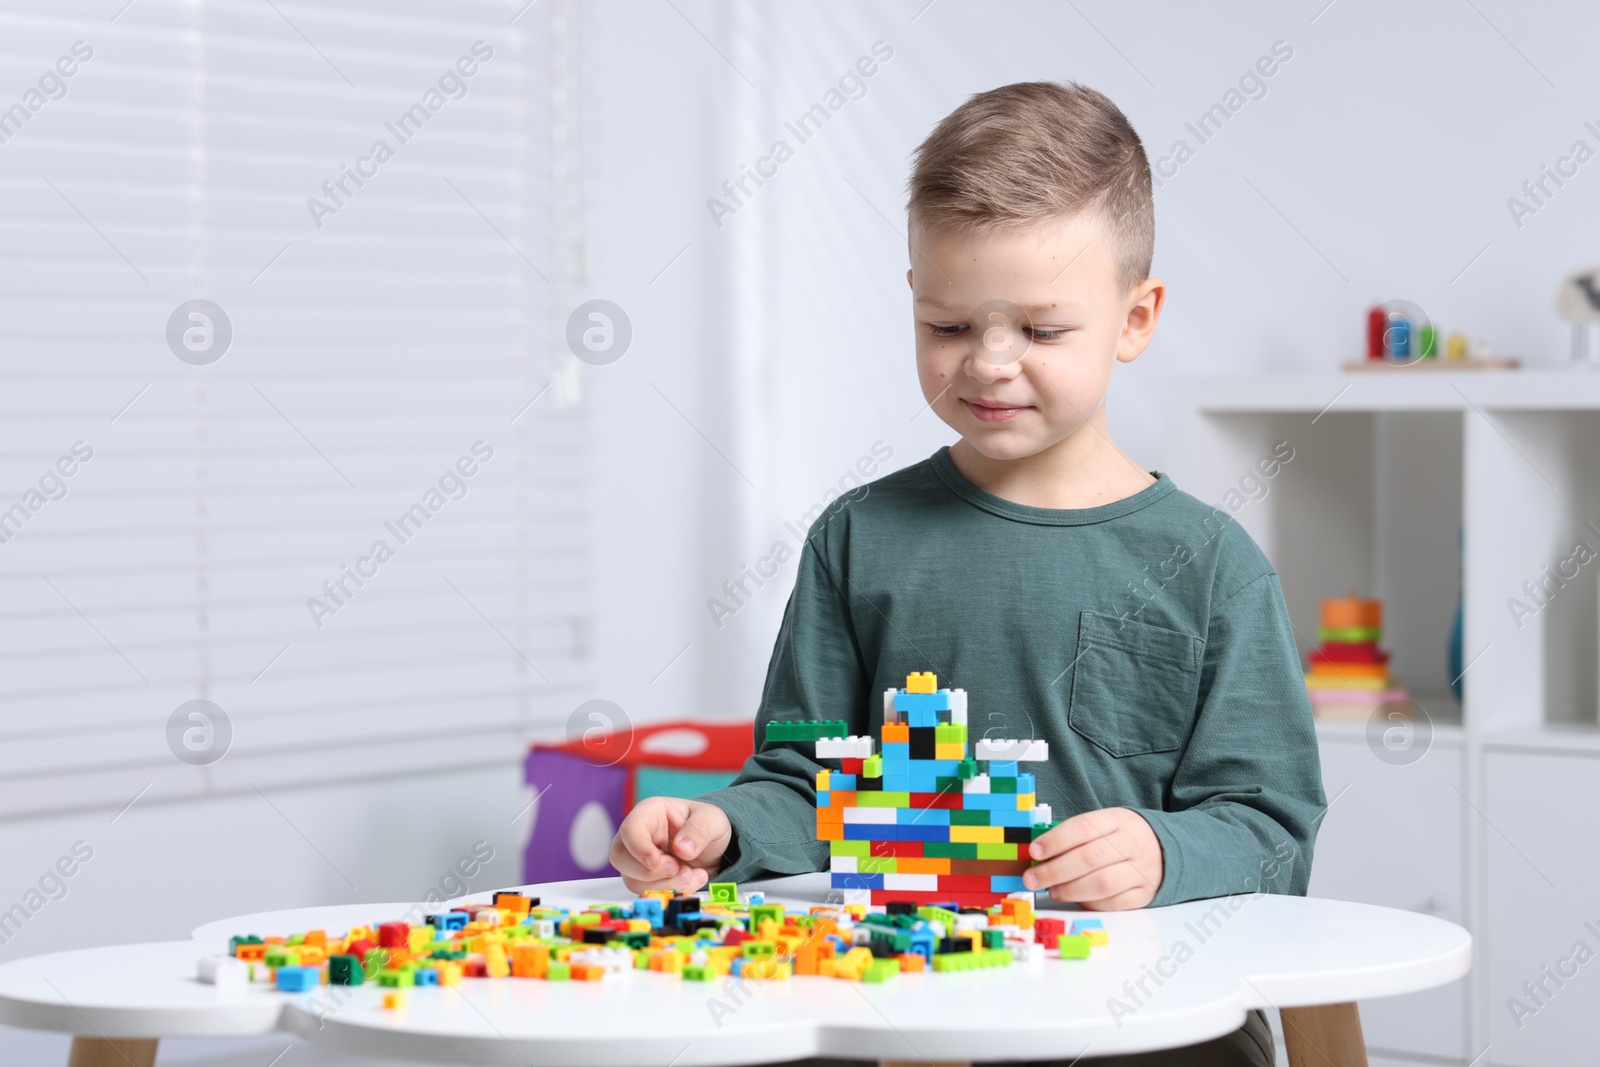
left=694, top=535, right=869, bottom=885
left=1131, top=570, right=1327, bottom=905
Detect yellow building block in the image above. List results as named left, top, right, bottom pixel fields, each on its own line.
left=935, top=743, right=965, bottom=761
left=1086, top=930, right=1109, bottom=947
left=905, top=672, right=937, bottom=694
left=949, top=824, right=1004, bottom=844
left=1016, top=793, right=1035, bottom=810
left=816, top=768, right=830, bottom=790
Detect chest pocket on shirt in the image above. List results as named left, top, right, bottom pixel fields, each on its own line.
left=1068, top=611, right=1203, bottom=758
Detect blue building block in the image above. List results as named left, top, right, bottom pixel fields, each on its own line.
left=988, top=809, right=1033, bottom=827
left=896, top=807, right=950, bottom=825
left=1070, top=918, right=1103, bottom=934
left=415, top=967, right=439, bottom=986
left=275, top=965, right=319, bottom=992
left=832, top=773, right=857, bottom=790
left=908, top=707, right=940, bottom=728
left=630, top=898, right=664, bottom=925
left=433, top=911, right=469, bottom=932
left=832, top=872, right=885, bottom=890
left=748, top=892, right=764, bottom=905
left=987, top=760, right=1019, bottom=777
left=882, top=742, right=909, bottom=761
left=894, top=690, right=951, bottom=713
left=1017, top=772, right=1035, bottom=793
left=990, top=875, right=1028, bottom=893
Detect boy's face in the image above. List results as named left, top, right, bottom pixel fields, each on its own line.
left=907, top=212, right=1163, bottom=465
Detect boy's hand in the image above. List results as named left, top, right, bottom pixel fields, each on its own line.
left=1022, top=807, right=1164, bottom=910
left=610, top=796, right=733, bottom=895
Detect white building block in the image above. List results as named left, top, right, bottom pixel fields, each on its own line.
left=1031, top=802, right=1053, bottom=825
left=1008, top=939, right=1046, bottom=965
left=882, top=873, right=938, bottom=891
left=948, top=688, right=967, bottom=725
left=883, top=688, right=899, bottom=722
left=975, top=738, right=1049, bottom=761
left=952, top=911, right=988, bottom=931
left=197, top=955, right=248, bottom=992
left=830, top=855, right=858, bottom=873
left=963, top=774, right=991, bottom=794
left=816, top=735, right=875, bottom=759
left=843, top=807, right=896, bottom=824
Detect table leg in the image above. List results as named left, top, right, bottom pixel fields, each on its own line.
left=67, top=1037, right=159, bottom=1067
left=1280, top=1002, right=1367, bottom=1067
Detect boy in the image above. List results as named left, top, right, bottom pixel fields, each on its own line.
left=610, top=81, right=1324, bottom=1066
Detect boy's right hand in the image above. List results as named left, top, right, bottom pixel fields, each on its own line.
left=610, top=796, right=733, bottom=895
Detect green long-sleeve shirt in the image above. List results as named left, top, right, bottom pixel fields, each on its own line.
left=696, top=446, right=1325, bottom=906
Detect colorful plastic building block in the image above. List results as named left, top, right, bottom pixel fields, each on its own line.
left=707, top=882, right=738, bottom=906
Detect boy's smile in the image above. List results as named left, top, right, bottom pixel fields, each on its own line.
left=907, top=211, right=1166, bottom=508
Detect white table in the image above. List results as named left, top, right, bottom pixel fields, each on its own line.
left=0, top=874, right=1470, bottom=1067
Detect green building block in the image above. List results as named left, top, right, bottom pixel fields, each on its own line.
left=1057, top=934, right=1091, bottom=959
left=742, top=941, right=777, bottom=959
left=982, top=929, right=1005, bottom=949
left=991, top=776, right=1017, bottom=794
left=862, top=959, right=900, bottom=982
left=957, top=759, right=977, bottom=780
left=328, top=955, right=364, bottom=986
left=708, top=882, right=739, bottom=906
left=830, top=840, right=871, bottom=858
left=264, top=947, right=300, bottom=968
left=862, top=754, right=882, bottom=779
left=950, top=809, right=991, bottom=826
left=683, top=963, right=715, bottom=981
left=749, top=904, right=785, bottom=928
left=918, top=905, right=958, bottom=930
left=765, top=720, right=848, bottom=743
left=977, top=842, right=1021, bottom=861
left=376, top=968, right=415, bottom=987
left=547, top=961, right=571, bottom=981
left=922, top=841, right=979, bottom=859
left=856, top=791, right=910, bottom=808
left=869, top=927, right=912, bottom=953
left=934, top=723, right=967, bottom=746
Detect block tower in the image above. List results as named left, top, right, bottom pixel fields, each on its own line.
left=764, top=671, right=1055, bottom=908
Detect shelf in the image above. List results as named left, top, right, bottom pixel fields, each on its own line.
left=1480, top=723, right=1600, bottom=757
left=1174, top=370, right=1600, bottom=413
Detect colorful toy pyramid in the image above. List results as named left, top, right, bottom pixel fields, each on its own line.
left=1303, top=595, right=1408, bottom=721
left=765, top=671, right=1058, bottom=909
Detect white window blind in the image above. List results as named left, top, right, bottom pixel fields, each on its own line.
left=0, top=0, right=589, bottom=820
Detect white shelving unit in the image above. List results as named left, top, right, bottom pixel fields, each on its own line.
left=1168, top=371, right=1600, bottom=1067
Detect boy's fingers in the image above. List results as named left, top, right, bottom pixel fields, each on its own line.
left=613, top=799, right=680, bottom=878
left=1024, top=830, right=1125, bottom=890
left=1046, top=858, right=1148, bottom=903
left=671, top=803, right=729, bottom=863
left=1028, top=809, right=1118, bottom=860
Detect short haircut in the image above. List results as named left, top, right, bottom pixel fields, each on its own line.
left=906, top=80, right=1154, bottom=296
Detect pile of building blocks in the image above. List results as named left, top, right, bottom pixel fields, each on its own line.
left=1303, top=596, right=1408, bottom=722
left=198, top=883, right=1107, bottom=1002
left=765, top=671, right=1061, bottom=908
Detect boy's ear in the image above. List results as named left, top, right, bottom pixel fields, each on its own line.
left=906, top=267, right=913, bottom=289
left=1116, top=276, right=1166, bottom=365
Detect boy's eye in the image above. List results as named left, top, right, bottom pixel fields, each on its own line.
left=928, top=324, right=966, bottom=337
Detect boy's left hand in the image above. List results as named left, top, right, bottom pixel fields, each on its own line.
left=1022, top=807, right=1164, bottom=910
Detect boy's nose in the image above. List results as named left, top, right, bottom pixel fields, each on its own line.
left=964, top=340, right=1026, bottom=383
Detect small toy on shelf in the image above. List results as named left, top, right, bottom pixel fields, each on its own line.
left=766, top=671, right=1058, bottom=909
left=1304, top=595, right=1408, bottom=722
left=1348, top=302, right=1519, bottom=371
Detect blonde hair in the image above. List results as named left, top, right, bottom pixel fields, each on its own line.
left=906, top=80, right=1154, bottom=296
